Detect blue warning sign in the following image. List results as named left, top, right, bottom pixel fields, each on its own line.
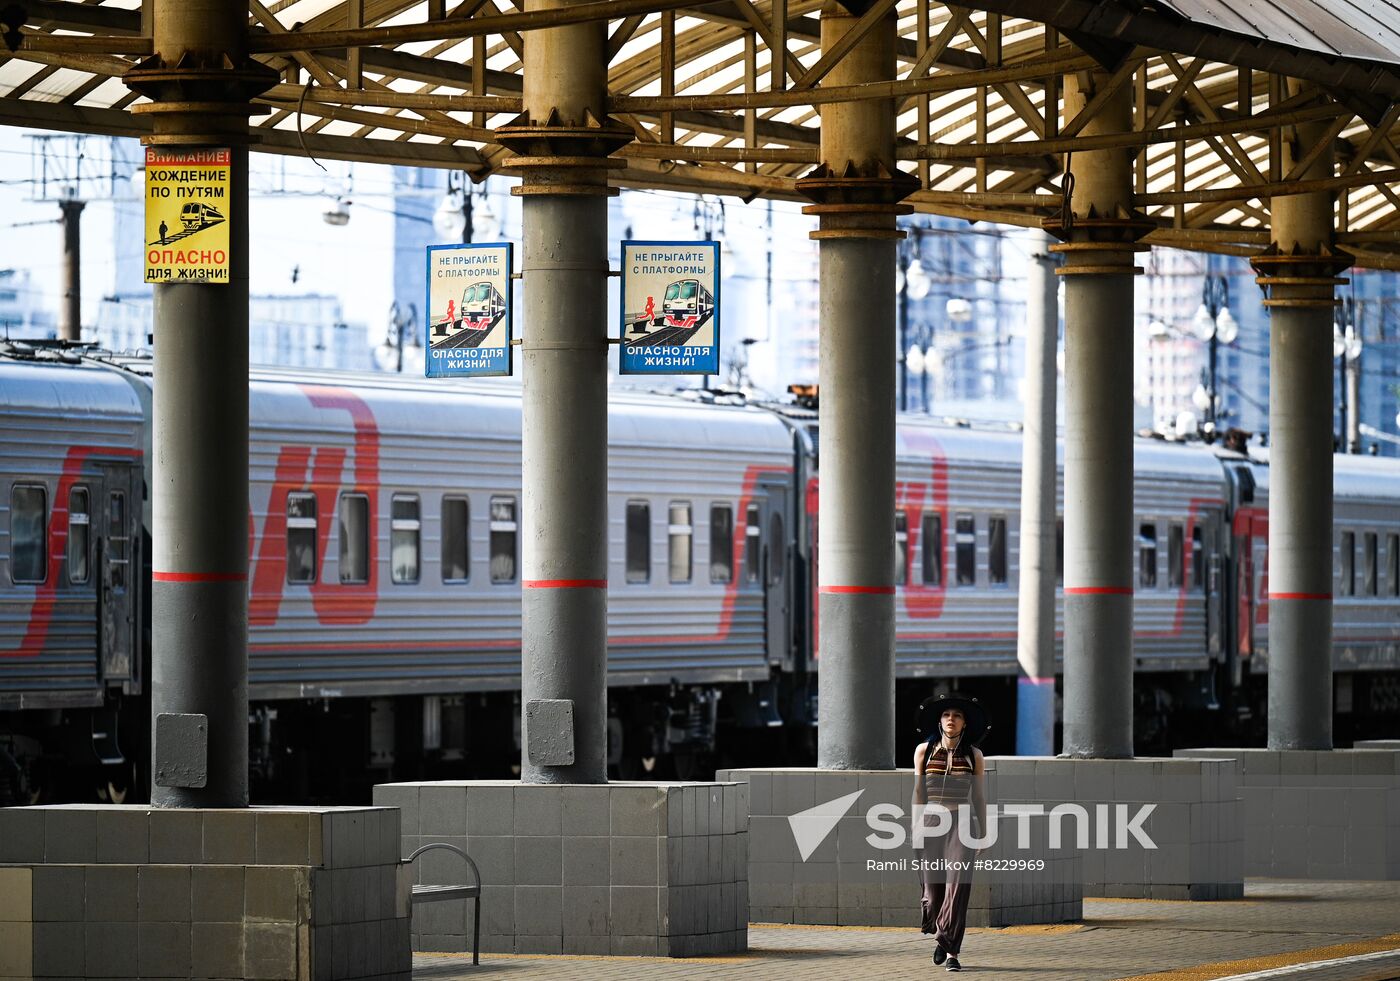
left=426, top=242, right=513, bottom=377
left=619, top=241, right=720, bottom=375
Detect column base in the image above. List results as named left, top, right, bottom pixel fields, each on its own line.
left=1354, top=739, right=1400, bottom=751
left=375, top=780, right=747, bottom=957
left=0, top=804, right=409, bottom=980
left=716, top=767, right=1083, bottom=928
left=1175, top=748, right=1400, bottom=880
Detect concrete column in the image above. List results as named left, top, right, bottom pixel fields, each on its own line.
left=797, top=4, right=913, bottom=771
left=1256, top=102, right=1345, bottom=751
left=500, top=1, right=628, bottom=784
left=1053, top=73, right=1144, bottom=759
left=818, top=235, right=896, bottom=770
left=58, top=199, right=84, bottom=341
left=127, top=0, right=274, bottom=806
left=1015, top=231, right=1059, bottom=756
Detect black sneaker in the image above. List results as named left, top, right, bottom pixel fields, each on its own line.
left=933, top=942, right=947, bottom=965
left=946, top=955, right=962, bottom=972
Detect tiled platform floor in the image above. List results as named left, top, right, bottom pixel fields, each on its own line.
left=411, top=880, right=1400, bottom=980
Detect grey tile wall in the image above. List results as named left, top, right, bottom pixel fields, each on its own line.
left=990, top=757, right=1244, bottom=901
left=719, top=767, right=1084, bottom=929
left=1175, top=747, right=1400, bottom=881
left=377, top=781, right=748, bottom=958
left=0, top=805, right=412, bottom=981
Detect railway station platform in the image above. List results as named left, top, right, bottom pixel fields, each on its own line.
left=410, top=880, right=1400, bottom=981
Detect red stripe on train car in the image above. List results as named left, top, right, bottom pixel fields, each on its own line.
left=303, top=386, right=379, bottom=626
left=611, top=463, right=792, bottom=648
left=3, top=445, right=141, bottom=658
left=900, top=432, right=950, bottom=622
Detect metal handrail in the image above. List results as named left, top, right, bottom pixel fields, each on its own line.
left=407, top=841, right=483, bottom=893
left=407, top=840, right=483, bottom=965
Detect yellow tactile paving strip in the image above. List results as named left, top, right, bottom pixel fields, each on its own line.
left=1116, top=935, right=1400, bottom=981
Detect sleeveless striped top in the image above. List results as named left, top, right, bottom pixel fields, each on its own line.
left=921, top=741, right=976, bottom=806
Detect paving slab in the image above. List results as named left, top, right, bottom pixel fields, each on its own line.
left=411, top=880, right=1400, bottom=981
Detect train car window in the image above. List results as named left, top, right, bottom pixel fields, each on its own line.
left=1339, top=531, right=1354, bottom=597
left=1389, top=535, right=1399, bottom=598
left=745, top=504, right=762, bottom=584
left=1056, top=518, right=1064, bottom=585
left=490, top=496, right=518, bottom=583
left=109, top=492, right=127, bottom=589
left=68, top=487, right=90, bottom=585
left=710, top=504, right=734, bottom=584
left=1168, top=523, right=1184, bottom=589
left=894, top=511, right=909, bottom=586
left=988, top=515, right=1007, bottom=585
left=391, top=495, right=421, bottom=584
left=1191, top=526, right=1205, bottom=591
left=441, top=496, right=470, bottom=583
left=769, top=512, right=785, bottom=585
left=668, top=502, right=692, bottom=583
left=10, top=484, right=47, bottom=584
left=338, top=493, right=370, bottom=584
left=1139, top=524, right=1158, bottom=589
left=921, top=513, right=942, bottom=586
left=955, top=514, right=975, bottom=586
left=1364, top=532, right=1378, bottom=597
left=626, top=501, right=651, bottom=584
left=286, top=493, right=317, bottom=584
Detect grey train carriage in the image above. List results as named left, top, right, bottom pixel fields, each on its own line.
left=1, top=349, right=1398, bottom=803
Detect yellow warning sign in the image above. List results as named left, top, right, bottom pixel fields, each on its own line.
left=143, top=147, right=231, bottom=284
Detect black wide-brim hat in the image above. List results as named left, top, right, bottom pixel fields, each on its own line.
left=916, top=692, right=990, bottom=746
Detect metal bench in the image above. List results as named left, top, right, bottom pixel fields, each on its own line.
left=407, top=841, right=483, bottom=966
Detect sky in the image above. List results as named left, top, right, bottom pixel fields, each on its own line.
left=0, top=124, right=834, bottom=395
left=0, top=127, right=395, bottom=332
left=0, top=123, right=1047, bottom=414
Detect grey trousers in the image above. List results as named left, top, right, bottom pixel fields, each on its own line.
left=917, top=809, right=974, bottom=956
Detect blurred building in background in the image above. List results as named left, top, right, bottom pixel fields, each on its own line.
left=1, top=131, right=1397, bottom=452
left=0, top=268, right=56, bottom=338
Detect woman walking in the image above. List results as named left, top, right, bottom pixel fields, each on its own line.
left=913, top=692, right=989, bottom=972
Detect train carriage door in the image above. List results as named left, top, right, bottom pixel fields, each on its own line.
left=1234, top=512, right=1261, bottom=661
left=758, top=482, right=792, bottom=669
left=98, top=465, right=139, bottom=683
left=1202, top=521, right=1223, bottom=660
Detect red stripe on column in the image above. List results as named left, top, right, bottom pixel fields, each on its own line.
left=820, top=585, right=896, bottom=595
left=1065, top=586, right=1133, bottom=595
left=153, top=571, right=248, bottom=583
left=522, top=579, right=608, bottom=589
left=1268, top=592, right=1332, bottom=600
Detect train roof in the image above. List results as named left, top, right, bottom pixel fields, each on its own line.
left=1239, top=447, right=1400, bottom=503
left=33, top=356, right=796, bottom=457
left=892, top=412, right=1227, bottom=485
left=0, top=356, right=144, bottom=423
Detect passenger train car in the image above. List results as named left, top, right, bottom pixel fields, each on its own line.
left=1, top=348, right=1398, bottom=803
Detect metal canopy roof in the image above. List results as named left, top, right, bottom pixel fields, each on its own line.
left=3, top=0, right=1400, bottom=267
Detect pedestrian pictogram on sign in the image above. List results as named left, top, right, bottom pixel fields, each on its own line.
left=143, top=147, right=231, bottom=284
